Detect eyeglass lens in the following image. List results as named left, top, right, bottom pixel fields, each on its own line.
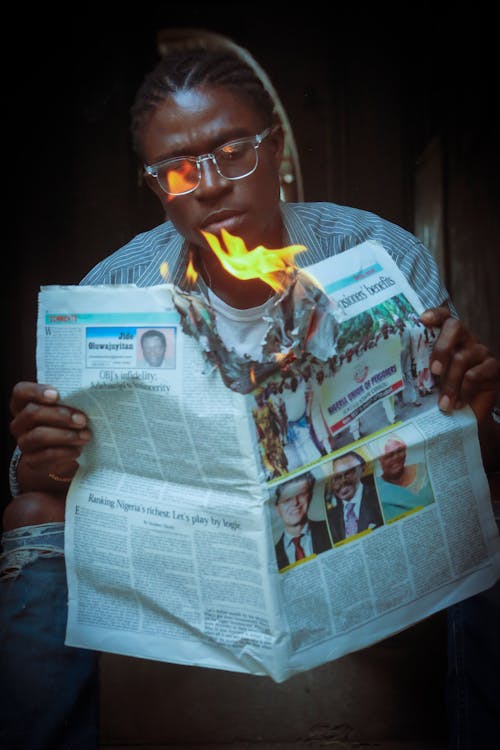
left=332, top=467, right=360, bottom=483
left=161, top=140, right=258, bottom=195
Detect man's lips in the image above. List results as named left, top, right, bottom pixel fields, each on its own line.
left=199, top=209, right=245, bottom=234
left=339, top=487, right=354, bottom=499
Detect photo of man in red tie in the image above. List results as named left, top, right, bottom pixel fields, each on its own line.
left=274, top=472, right=332, bottom=571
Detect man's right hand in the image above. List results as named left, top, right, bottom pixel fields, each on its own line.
left=9, top=382, right=91, bottom=490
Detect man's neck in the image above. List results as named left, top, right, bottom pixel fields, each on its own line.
left=285, top=522, right=307, bottom=537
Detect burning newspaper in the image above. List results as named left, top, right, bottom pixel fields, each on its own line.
left=37, top=240, right=500, bottom=682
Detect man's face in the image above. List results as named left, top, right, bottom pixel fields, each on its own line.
left=141, top=85, right=284, bottom=254
left=142, top=335, right=166, bottom=367
left=331, top=455, right=363, bottom=503
left=379, top=439, right=406, bottom=480
left=276, top=478, right=312, bottom=531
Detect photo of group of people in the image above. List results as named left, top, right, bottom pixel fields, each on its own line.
left=251, top=294, right=439, bottom=482
left=272, top=427, right=435, bottom=572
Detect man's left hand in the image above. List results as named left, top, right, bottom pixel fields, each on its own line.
left=420, top=307, right=499, bottom=423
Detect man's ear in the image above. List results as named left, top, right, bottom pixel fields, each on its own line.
left=269, top=124, right=285, bottom=168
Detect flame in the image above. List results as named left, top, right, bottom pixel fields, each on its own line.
left=186, top=253, right=199, bottom=286
left=166, top=162, right=196, bottom=202
left=160, top=261, right=169, bottom=281
left=249, top=367, right=257, bottom=386
left=201, top=228, right=306, bottom=293
left=274, top=352, right=290, bottom=365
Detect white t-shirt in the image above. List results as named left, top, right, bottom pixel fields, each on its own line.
left=207, top=288, right=276, bottom=361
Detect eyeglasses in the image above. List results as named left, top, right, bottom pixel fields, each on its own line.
left=331, top=466, right=362, bottom=484
left=144, top=127, right=272, bottom=196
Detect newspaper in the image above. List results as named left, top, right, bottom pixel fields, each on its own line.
left=36, top=241, right=500, bottom=683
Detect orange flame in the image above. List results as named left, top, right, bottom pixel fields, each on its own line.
left=166, top=162, right=196, bottom=202
left=201, top=228, right=306, bottom=293
left=186, top=254, right=199, bottom=286
left=160, top=261, right=169, bottom=281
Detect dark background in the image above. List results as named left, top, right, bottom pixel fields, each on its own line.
left=2, top=7, right=499, bottom=745
left=3, top=6, right=499, bottom=504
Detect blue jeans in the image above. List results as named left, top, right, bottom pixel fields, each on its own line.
left=446, top=506, right=500, bottom=749
left=0, top=523, right=99, bottom=750
left=447, top=582, right=500, bottom=749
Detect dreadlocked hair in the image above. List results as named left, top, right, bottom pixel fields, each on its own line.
left=130, top=47, right=276, bottom=157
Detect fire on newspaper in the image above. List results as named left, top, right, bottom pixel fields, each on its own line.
left=36, top=235, right=500, bottom=683
left=171, top=229, right=339, bottom=394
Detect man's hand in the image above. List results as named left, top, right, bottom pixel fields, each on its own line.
left=9, top=381, right=91, bottom=479
left=420, top=307, right=499, bottom=423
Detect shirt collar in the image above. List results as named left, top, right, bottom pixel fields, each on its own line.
left=342, top=482, right=364, bottom=516
left=284, top=521, right=311, bottom=548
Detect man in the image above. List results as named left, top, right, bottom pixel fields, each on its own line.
left=274, top=472, right=332, bottom=569
left=140, top=329, right=167, bottom=367
left=326, top=451, right=383, bottom=543
left=375, top=435, right=434, bottom=521
left=3, top=46, right=499, bottom=749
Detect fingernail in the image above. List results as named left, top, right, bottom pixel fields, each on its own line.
left=439, top=395, right=451, bottom=412
left=71, top=413, right=86, bottom=426
left=431, top=361, right=443, bottom=376
left=44, top=388, right=58, bottom=401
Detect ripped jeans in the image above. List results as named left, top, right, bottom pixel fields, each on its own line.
left=0, top=523, right=99, bottom=750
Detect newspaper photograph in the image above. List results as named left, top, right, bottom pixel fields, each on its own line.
left=36, top=241, right=500, bottom=683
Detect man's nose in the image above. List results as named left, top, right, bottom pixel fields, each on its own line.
left=337, top=476, right=353, bottom=487
left=196, top=156, right=230, bottom=197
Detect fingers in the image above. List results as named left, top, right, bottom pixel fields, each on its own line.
left=420, top=307, right=500, bottom=414
left=9, top=380, right=91, bottom=474
left=20, top=445, right=83, bottom=475
left=16, top=423, right=91, bottom=455
left=10, top=401, right=88, bottom=441
left=420, top=307, right=451, bottom=329
left=10, top=381, right=59, bottom=416
left=460, top=356, right=500, bottom=406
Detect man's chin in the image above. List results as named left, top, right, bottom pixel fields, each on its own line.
left=340, top=494, right=355, bottom=503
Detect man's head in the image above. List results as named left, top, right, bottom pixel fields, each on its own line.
left=141, top=329, right=167, bottom=367
left=131, top=48, right=284, bottom=255
left=330, top=451, right=365, bottom=503
left=379, top=436, right=407, bottom=481
left=275, top=472, right=315, bottom=534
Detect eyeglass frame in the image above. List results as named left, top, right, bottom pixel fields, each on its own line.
left=331, top=465, right=363, bottom=484
left=144, top=127, right=273, bottom=196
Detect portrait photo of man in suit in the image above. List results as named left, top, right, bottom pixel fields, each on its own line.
left=325, top=450, right=384, bottom=543
left=274, top=472, right=332, bottom=571
left=139, top=329, right=168, bottom=367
